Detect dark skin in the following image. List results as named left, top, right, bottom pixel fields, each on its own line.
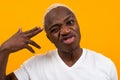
left=0, top=6, right=82, bottom=80
left=0, top=27, right=43, bottom=80
left=44, top=7, right=83, bottom=67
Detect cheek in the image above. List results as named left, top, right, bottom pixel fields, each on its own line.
left=72, top=25, right=80, bottom=33
left=72, top=25, right=80, bottom=39
left=52, top=32, right=59, bottom=39
left=49, top=33, right=59, bottom=42
left=75, top=23, right=80, bottom=32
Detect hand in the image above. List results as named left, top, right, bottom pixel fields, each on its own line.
left=1, top=27, right=43, bottom=54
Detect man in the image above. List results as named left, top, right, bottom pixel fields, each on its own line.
left=0, top=3, right=118, bottom=80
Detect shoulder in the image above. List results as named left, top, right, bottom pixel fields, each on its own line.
left=84, top=48, right=111, bottom=61
left=83, top=48, right=115, bottom=67
left=22, top=49, right=57, bottom=68
left=83, top=48, right=118, bottom=80
left=13, top=50, right=58, bottom=79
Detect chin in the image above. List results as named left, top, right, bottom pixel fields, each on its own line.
left=58, top=44, right=80, bottom=53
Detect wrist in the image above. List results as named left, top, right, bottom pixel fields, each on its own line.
left=0, top=45, right=10, bottom=55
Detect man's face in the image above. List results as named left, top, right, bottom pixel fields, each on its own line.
left=44, top=7, right=81, bottom=52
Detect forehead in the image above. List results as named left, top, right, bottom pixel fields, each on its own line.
left=44, top=7, right=74, bottom=29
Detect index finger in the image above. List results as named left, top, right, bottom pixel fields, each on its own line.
left=24, top=26, right=41, bottom=34
left=25, top=27, right=43, bottom=38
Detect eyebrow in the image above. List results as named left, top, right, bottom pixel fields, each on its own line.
left=48, top=14, right=74, bottom=31
left=64, top=14, right=74, bottom=22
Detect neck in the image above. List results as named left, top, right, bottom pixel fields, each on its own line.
left=58, top=47, right=83, bottom=67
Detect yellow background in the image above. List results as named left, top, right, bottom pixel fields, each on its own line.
left=0, top=0, right=119, bottom=78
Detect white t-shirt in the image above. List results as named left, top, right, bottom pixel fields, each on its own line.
left=14, top=48, right=118, bottom=80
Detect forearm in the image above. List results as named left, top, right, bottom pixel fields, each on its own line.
left=0, top=47, right=10, bottom=80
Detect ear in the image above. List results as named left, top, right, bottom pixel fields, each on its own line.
left=46, top=34, right=53, bottom=43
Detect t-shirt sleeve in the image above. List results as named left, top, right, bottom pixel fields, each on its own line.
left=13, top=54, right=43, bottom=80
left=110, top=62, right=118, bottom=80
left=14, top=64, right=30, bottom=80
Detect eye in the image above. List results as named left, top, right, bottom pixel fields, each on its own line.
left=66, top=20, right=75, bottom=26
left=49, top=24, right=62, bottom=33
left=50, top=27, right=60, bottom=33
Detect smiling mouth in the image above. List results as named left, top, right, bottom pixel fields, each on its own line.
left=61, top=35, right=75, bottom=44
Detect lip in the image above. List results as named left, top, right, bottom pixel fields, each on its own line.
left=61, top=34, right=75, bottom=44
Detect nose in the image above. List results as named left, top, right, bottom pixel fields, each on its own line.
left=60, top=26, right=71, bottom=36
